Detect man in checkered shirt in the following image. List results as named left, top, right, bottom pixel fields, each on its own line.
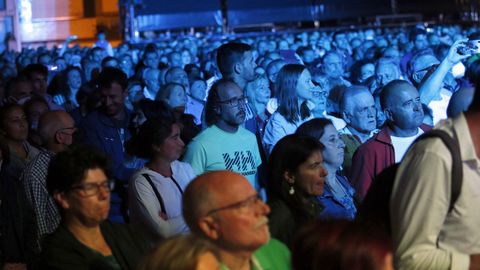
left=21, top=110, right=76, bottom=253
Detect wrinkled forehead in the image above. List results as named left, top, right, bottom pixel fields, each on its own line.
left=347, top=91, right=374, bottom=109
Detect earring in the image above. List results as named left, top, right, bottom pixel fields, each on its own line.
left=289, top=185, right=295, bottom=195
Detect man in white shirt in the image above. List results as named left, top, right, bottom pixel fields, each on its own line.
left=349, top=80, right=430, bottom=200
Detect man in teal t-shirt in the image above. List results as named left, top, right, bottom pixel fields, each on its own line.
left=183, top=79, right=262, bottom=190
left=183, top=171, right=291, bottom=270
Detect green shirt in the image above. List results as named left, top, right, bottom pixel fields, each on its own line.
left=220, top=238, right=291, bottom=270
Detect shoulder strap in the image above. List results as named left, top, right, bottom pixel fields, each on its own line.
left=170, top=175, right=184, bottom=195
left=142, top=173, right=167, bottom=216
left=414, top=129, right=462, bottom=213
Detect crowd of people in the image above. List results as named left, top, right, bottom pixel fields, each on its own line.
left=0, top=23, right=479, bottom=269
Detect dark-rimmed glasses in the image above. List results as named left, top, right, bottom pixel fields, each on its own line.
left=218, top=96, right=247, bottom=107
left=206, top=193, right=263, bottom=216
left=68, top=179, right=115, bottom=197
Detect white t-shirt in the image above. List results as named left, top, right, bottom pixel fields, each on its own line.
left=428, top=88, right=452, bottom=126
left=390, top=128, right=424, bottom=162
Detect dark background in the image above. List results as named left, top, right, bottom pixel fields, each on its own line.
left=135, top=0, right=461, bottom=30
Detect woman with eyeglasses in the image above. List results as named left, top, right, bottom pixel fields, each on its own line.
left=38, top=146, right=147, bottom=269
left=126, top=116, right=194, bottom=243
left=296, top=118, right=357, bottom=220
left=262, top=64, right=315, bottom=155
left=266, top=134, right=328, bottom=247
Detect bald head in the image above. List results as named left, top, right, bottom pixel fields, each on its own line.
left=183, top=171, right=253, bottom=236
left=38, top=110, right=75, bottom=148
left=380, top=80, right=416, bottom=110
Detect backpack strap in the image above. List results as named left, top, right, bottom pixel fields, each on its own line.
left=142, top=173, right=167, bottom=216
left=414, top=128, right=462, bottom=213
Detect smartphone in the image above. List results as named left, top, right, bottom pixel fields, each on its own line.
left=458, top=39, right=480, bottom=55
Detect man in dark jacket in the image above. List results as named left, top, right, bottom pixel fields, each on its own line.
left=79, top=67, right=134, bottom=223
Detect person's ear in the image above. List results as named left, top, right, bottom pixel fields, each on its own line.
left=283, top=170, right=295, bottom=184
left=198, top=216, right=220, bottom=240
left=233, top=62, right=242, bottom=75
left=152, top=144, right=162, bottom=153
left=384, top=108, right=394, bottom=122
left=53, top=191, right=70, bottom=210
left=54, top=130, right=63, bottom=144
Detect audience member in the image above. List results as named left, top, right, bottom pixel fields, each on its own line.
left=292, top=220, right=393, bottom=270
left=79, top=67, right=134, bottom=222
left=296, top=118, right=357, bottom=220
left=416, top=40, right=469, bottom=124
left=263, top=64, right=314, bottom=155
left=267, top=134, right=327, bottom=246
left=0, top=104, right=39, bottom=270
left=127, top=117, right=193, bottom=242
left=183, top=79, right=262, bottom=190
left=216, top=42, right=258, bottom=133
left=21, top=110, right=76, bottom=254
left=183, top=170, right=291, bottom=270
left=141, top=68, right=160, bottom=100
left=52, top=66, right=84, bottom=111
left=339, top=85, right=377, bottom=175
left=350, top=80, right=430, bottom=200
left=156, top=83, right=188, bottom=115
left=137, top=234, right=220, bottom=270
left=185, top=78, right=207, bottom=125
left=390, top=64, right=480, bottom=269
left=23, top=64, right=63, bottom=110
left=245, top=75, right=271, bottom=139
left=38, top=146, right=147, bottom=269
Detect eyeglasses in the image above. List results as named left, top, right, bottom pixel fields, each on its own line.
left=68, top=179, right=115, bottom=197
left=312, top=89, right=327, bottom=98
left=56, top=126, right=78, bottom=136
left=206, top=194, right=263, bottom=216
left=218, top=96, right=247, bottom=107
left=414, top=64, right=439, bottom=74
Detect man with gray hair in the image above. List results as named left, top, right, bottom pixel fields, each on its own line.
left=339, top=85, right=377, bottom=175
left=183, top=170, right=290, bottom=270
left=21, top=110, right=76, bottom=253
left=349, top=80, right=430, bottom=200
left=375, top=57, right=401, bottom=91
left=142, top=68, right=160, bottom=100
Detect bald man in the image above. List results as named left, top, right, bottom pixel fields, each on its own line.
left=183, top=170, right=290, bottom=270
left=339, top=85, right=378, bottom=175
left=21, top=110, right=77, bottom=253
left=350, top=80, right=431, bottom=200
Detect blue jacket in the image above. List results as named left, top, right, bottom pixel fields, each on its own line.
left=79, top=109, right=134, bottom=223
left=79, top=109, right=134, bottom=182
left=317, top=174, right=357, bottom=220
